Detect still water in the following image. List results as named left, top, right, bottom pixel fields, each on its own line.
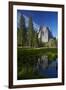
left=18, top=54, right=58, bottom=80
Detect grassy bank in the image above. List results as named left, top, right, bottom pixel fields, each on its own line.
left=17, top=47, right=57, bottom=56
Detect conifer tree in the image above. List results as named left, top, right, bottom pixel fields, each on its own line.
left=19, top=15, right=26, bottom=46
left=28, top=17, right=34, bottom=47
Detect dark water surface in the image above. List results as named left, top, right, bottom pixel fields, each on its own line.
left=17, top=48, right=58, bottom=80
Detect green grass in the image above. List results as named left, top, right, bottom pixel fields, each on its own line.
left=17, top=47, right=57, bottom=56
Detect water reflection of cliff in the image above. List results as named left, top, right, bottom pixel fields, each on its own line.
left=18, top=54, right=58, bottom=80
left=32, top=55, right=58, bottom=78
left=36, top=55, right=48, bottom=70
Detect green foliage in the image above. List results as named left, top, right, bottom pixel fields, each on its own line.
left=17, top=15, right=27, bottom=46
left=17, top=28, right=22, bottom=46
left=17, top=16, right=39, bottom=48
left=28, top=17, right=34, bottom=47
left=48, top=39, right=57, bottom=47
left=32, top=31, right=38, bottom=47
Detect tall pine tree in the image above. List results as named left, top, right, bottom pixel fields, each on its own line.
left=19, top=15, right=26, bottom=46
left=32, top=31, right=38, bottom=48
left=28, top=17, right=34, bottom=47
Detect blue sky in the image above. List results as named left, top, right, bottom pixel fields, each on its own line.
left=17, top=10, right=58, bottom=38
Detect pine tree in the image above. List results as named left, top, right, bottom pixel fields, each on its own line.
left=33, top=31, right=38, bottom=48
left=28, top=17, right=34, bottom=47
left=19, top=15, right=26, bottom=46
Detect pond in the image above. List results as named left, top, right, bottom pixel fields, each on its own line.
left=17, top=48, right=58, bottom=80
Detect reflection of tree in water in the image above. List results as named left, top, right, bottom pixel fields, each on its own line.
left=18, top=54, right=58, bottom=79
left=24, top=55, right=49, bottom=74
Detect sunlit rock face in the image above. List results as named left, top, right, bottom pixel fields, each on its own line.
left=38, top=26, right=53, bottom=43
